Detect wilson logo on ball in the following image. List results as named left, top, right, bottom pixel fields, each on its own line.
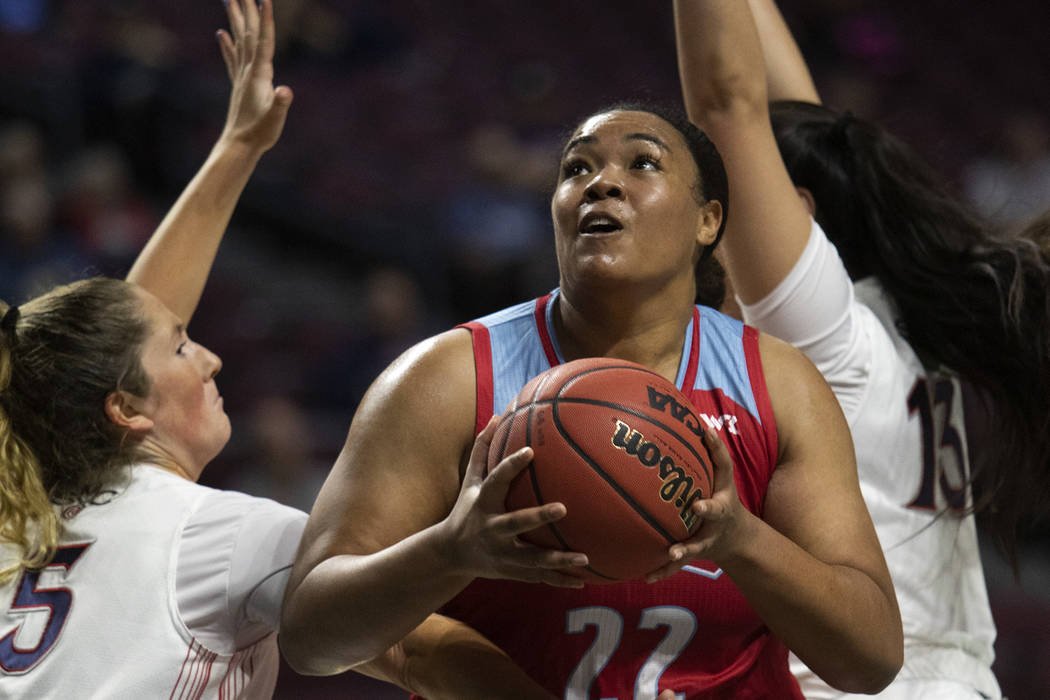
left=610, top=419, right=705, bottom=531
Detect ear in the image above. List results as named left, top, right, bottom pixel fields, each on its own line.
left=105, top=391, right=154, bottom=433
left=695, top=199, right=723, bottom=247
left=796, top=186, right=817, bottom=217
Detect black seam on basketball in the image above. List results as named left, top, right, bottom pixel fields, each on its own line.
left=528, top=396, right=713, bottom=492
left=549, top=401, right=679, bottom=546
left=520, top=399, right=620, bottom=581
left=494, top=414, right=514, bottom=466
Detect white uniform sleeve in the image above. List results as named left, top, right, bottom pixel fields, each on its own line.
left=738, top=219, right=872, bottom=421
left=175, top=488, right=308, bottom=651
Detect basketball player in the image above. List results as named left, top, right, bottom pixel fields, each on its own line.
left=280, top=29, right=903, bottom=700
left=0, top=2, right=577, bottom=697
left=674, top=0, right=1050, bottom=697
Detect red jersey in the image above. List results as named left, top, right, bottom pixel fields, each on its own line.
left=436, top=292, right=798, bottom=699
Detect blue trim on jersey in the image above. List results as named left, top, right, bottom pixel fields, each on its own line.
left=470, top=291, right=761, bottom=424
left=674, top=314, right=694, bottom=389
left=544, top=289, right=566, bottom=364
left=472, top=298, right=555, bottom=415
left=692, top=306, right=761, bottom=421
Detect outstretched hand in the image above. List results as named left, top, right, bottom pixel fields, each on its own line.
left=646, top=430, right=752, bottom=582
left=439, top=417, right=589, bottom=588
left=216, top=0, right=293, bottom=152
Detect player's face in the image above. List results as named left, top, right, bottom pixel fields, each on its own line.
left=130, top=287, right=230, bottom=477
left=551, top=110, right=716, bottom=292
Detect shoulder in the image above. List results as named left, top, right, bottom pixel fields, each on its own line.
left=360, top=327, right=476, bottom=420
left=757, top=331, right=851, bottom=458
left=180, top=488, right=307, bottom=570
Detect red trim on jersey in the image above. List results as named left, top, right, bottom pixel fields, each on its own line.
left=681, top=306, right=701, bottom=392
left=743, top=324, right=778, bottom=469
left=459, top=321, right=494, bottom=434
left=170, top=642, right=194, bottom=700
left=534, top=293, right=560, bottom=366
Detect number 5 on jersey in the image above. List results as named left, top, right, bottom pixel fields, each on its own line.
left=1, top=543, right=92, bottom=674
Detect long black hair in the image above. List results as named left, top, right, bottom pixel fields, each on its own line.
left=771, top=99, right=1050, bottom=566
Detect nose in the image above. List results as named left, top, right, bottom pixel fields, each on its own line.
left=584, top=167, right=624, bottom=201
left=201, top=345, right=222, bottom=380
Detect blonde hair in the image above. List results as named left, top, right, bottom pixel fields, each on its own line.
left=0, top=305, right=57, bottom=583
left=0, top=279, right=151, bottom=582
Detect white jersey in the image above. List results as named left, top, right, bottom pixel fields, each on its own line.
left=740, top=221, right=1000, bottom=699
left=0, top=465, right=307, bottom=699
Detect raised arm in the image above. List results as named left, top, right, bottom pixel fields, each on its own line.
left=673, top=0, right=811, bottom=304
left=747, top=0, right=821, bottom=103
left=126, top=0, right=292, bottom=323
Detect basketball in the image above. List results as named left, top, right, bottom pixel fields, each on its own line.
left=488, top=357, right=714, bottom=583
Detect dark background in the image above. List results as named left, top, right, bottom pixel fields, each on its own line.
left=2, top=0, right=1049, bottom=696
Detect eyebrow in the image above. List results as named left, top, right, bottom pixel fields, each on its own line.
left=562, top=132, right=672, bottom=156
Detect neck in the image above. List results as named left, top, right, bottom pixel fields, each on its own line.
left=554, top=280, right=695, bottom=383
left=135, top=439, right=201, bottom=482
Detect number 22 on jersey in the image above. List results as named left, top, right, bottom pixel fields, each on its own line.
left=565, top=605, right=694, bottom=700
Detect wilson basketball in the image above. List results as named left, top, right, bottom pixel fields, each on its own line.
left=488, top=357, right=714, bottom=583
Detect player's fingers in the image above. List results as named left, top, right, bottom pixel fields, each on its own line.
left=657, top=690, right=678, bottom=700
left=483, top=444, right=533, bottom=494
left=530, top=570, right=586, bottom=589
left=225, top=0, right=246, bottom=43
left=702, top=430, right=735, bottom=490
left=216, top=30, right=236, bottom=82
left=644, top=559, right=684, bottom=583
left=510, top=543, right=587, bottom=571
left=464, top=416, right=500, bottom=485
left=688, top=492, right=729, bottom=522
left=242, top=0, right=261, bottom=44
left=496, top=501, right=566, bottom=536
left=257, top=0, right=276, bottom=63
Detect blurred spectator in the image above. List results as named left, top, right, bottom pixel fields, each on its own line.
left=226, top=395, right=328, bottom=513
left=308, top=265, right=435, bottom=415
left=0, top=172, right=91, bottom=302
left=443, top=122, right=557, bottom=318
left=965, top=109, right=1050, bottom=229
left=0, top=0, right=47, bottom=34
left=57, top=144, right=158, bottom=273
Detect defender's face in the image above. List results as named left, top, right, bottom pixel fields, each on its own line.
left=131, top=287, right=230, bottom=477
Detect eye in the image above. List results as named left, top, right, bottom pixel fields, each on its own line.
left=631, top=154, right=661, bottom=171
left=561, top=159, right=589, bottom=178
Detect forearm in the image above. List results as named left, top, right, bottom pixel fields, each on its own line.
left=721, top=513, right=901, bottom=693
left=354, top=615, right=555, bottom=700
left=126, top=138, right=264, bottom=322
left=747, top=0, right=820, bottom=103
left=674, top=0, right=768, bottom=122
left=280, top=522, right=475, bottom=675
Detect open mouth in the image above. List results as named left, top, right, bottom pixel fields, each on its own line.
left=579, top=212, right=623, bottom=234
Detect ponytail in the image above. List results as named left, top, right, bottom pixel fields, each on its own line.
left=0, top=300, right=59, bottom=584
left=771, top=101, right=1050, bottom=566
left=0, top=280, right=151, bottom=581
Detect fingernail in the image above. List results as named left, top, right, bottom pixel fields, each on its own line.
left=571, top=555, right=588, bottom=566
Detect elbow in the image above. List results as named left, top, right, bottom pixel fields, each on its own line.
left=818, top=637, right=903, bottom=695
left=279, top=600, right=386, bottom=676
left=681, top=63, right=767, bottom=125
left=277, top=615, right=328, bottom=676
left=279, top=626, right=385, bottom=677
